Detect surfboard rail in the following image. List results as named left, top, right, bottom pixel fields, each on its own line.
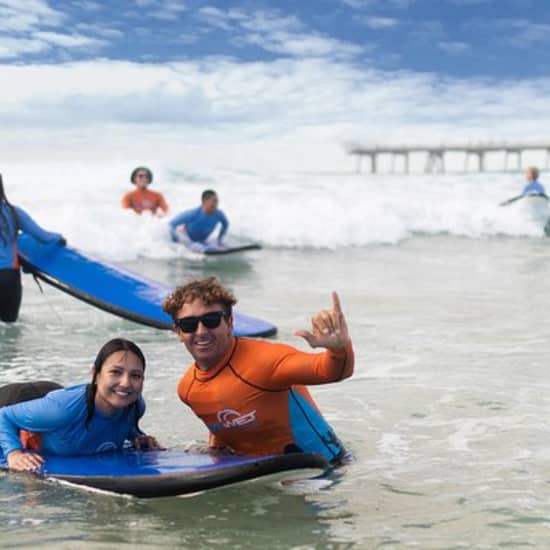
left=2, top=449, right=329, bottom=498
left=16, top=235, right=277, bottom=337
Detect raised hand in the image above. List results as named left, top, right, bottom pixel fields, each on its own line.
left=294, top=291, right=349, bottom=350
left=7, top=449, right=44, bottom=471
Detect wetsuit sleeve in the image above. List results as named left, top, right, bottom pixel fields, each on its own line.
left=15, top=207, right=62, bottom=244
left=269, top=340, right=354, bottom=389
left=0, top=396, right=72, bottom=456
left=169, top=209, right=195, bottom=241
left=217, top=211, right=229, bottom=243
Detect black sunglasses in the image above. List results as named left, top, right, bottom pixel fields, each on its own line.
left=175, top=311, right=227, bottom=333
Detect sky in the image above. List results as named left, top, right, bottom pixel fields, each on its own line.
left=1, top=0, right=550, bottom=171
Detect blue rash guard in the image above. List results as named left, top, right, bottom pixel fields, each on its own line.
left=0, top=384, right=145, bottom=457
left=522, top=181, right=546, bottom=196
left=0, top=204, right=62, bottom=270
left=169, top=207, right=229, bottom=244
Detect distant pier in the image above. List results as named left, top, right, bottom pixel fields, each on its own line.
left=348, top=142, right=550, bottom=174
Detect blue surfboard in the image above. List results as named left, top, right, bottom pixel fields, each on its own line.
left=0, top=449, right=328, bottom=497
left=16, top=235, right=277, bottom=337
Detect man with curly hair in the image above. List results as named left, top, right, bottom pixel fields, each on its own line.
left=163, top=276, right=354, bottom=463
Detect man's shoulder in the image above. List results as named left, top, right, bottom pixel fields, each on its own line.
left=236, top=338, right=298, bottom=358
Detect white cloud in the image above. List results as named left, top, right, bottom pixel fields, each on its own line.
left=0, top=37, right=49, bottom=59
left=438, top=41, right=470, bottom=54
left=359, top=16, right=400, bottom=30
left=1, top=58, right=550, bottom=146
left=508, top=20, right=550, bottom=48
left=0, top=0, right=113, bottom=59
left=196, top=7, right=364, bottom=59
left=0, top=0, right=64, bottom=32
left=34, top=31, right=106, bottom=49
left=76, top=23, right=124, bottom=39
left=341, top=0, right=416, bottom=8
left=243, top=31, right=363, bottom=58
left=146, top=0, right=187, bottom=21
left=71, top=0, right=103, bottom=10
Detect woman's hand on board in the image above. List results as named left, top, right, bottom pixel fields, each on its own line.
left=7, top=449, right=44, bottom=471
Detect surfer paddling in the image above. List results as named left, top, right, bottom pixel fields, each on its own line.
left=163, top=277, right=354, bottom=464
left=0, top=175, right=66, bottom=323
left=122, top=166, right=169, bottom=216
left=500, top=166, right=548, bottom=206
left=0, top=339, right=160, bottom=471
left=169, top=190, right=229, bottom=246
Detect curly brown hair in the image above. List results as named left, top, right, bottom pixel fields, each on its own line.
left=162, top=276, right=237, bottom=320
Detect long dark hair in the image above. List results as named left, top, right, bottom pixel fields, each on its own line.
left=85, top=338, right=146, bottom=431
left=0, top=174, right=19, bottom=246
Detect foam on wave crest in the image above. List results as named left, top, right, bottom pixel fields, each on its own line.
left=4, top=160, right=548, bottom=261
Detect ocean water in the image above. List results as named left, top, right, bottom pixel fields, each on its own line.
left=1, top=162, right=550, bottom=548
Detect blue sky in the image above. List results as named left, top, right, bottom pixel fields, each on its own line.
left=2, top=0, right=549, bottom=77
left=1, top=1, right=550, bottom=170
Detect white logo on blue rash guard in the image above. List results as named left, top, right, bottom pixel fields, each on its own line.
left=288, top=390, right=343, bottom=462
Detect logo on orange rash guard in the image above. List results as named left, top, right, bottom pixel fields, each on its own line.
left=208, top=409, right=257, bottom=432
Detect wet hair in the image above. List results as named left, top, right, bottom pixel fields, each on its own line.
left=0, top=174, right=19, bottom=246
left=527, top=166, right=539, bottom=180
left=162, top=276, right=237, bottom=320
left=130, top=166, right=153, bottom=185
left=201, top=189, right=217, bottom=202
left=84, top=338, right=146, bottom=431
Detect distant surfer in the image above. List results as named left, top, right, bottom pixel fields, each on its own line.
left=0, top=175, right=65, bottom=323
left=522, top=166, right=546, bottom=197
left=163, top=277, right=354, bottom=464
left=122, top=166, right=169, bottom=216
left=169, top=190, right=229, bottom=246
left=0, top=338, right=160, bottom=471
left=500, top=166, right=548, bottom=206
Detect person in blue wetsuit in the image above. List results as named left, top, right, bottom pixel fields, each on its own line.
left=0, top=175, right=65, bottom=322
left=0, top=338, right=160, bottom=471
left=522, top=166, right=547, bottom=196
left=169, top=190, right=229, bottom=245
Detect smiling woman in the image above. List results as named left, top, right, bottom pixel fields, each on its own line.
left=0, top=338, right=160, bottom=471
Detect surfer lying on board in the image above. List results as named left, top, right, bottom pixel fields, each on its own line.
left=169, top=190, right=229, bottom=246
left=122, top=166, right=169, bottom=216
left=163, top=277, right=354, bottom=465
left=0, top=175, right=66, bottom=323
left=0, top=338, right=160, bottom=471
left=500, top=166, right=548, bottom=206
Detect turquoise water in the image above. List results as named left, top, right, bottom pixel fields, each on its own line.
left=3, top=236, right=550, bottom=548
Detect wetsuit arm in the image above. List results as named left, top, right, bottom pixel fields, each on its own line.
left=270, top=340, right=354, bottom=388
left=15, top=207, right=62, bottom=244
left=217, top=212, right=229, bottom=243
left=0, top=397, right=70, bottom=456
left=169, top=210, right=194, bottom=241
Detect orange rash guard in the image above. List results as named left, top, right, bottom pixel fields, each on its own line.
left=177, top=337, right=354, bottom=463
left=121, top=189, right=169, bottom=215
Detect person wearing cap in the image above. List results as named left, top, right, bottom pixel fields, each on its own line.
left=121, top=166, right=169, bottom=216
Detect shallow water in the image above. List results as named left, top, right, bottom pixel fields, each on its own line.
left=2, top=234, right=550, bottom=548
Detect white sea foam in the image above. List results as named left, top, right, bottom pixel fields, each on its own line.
left=3, top=160, right=548, bottom=261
